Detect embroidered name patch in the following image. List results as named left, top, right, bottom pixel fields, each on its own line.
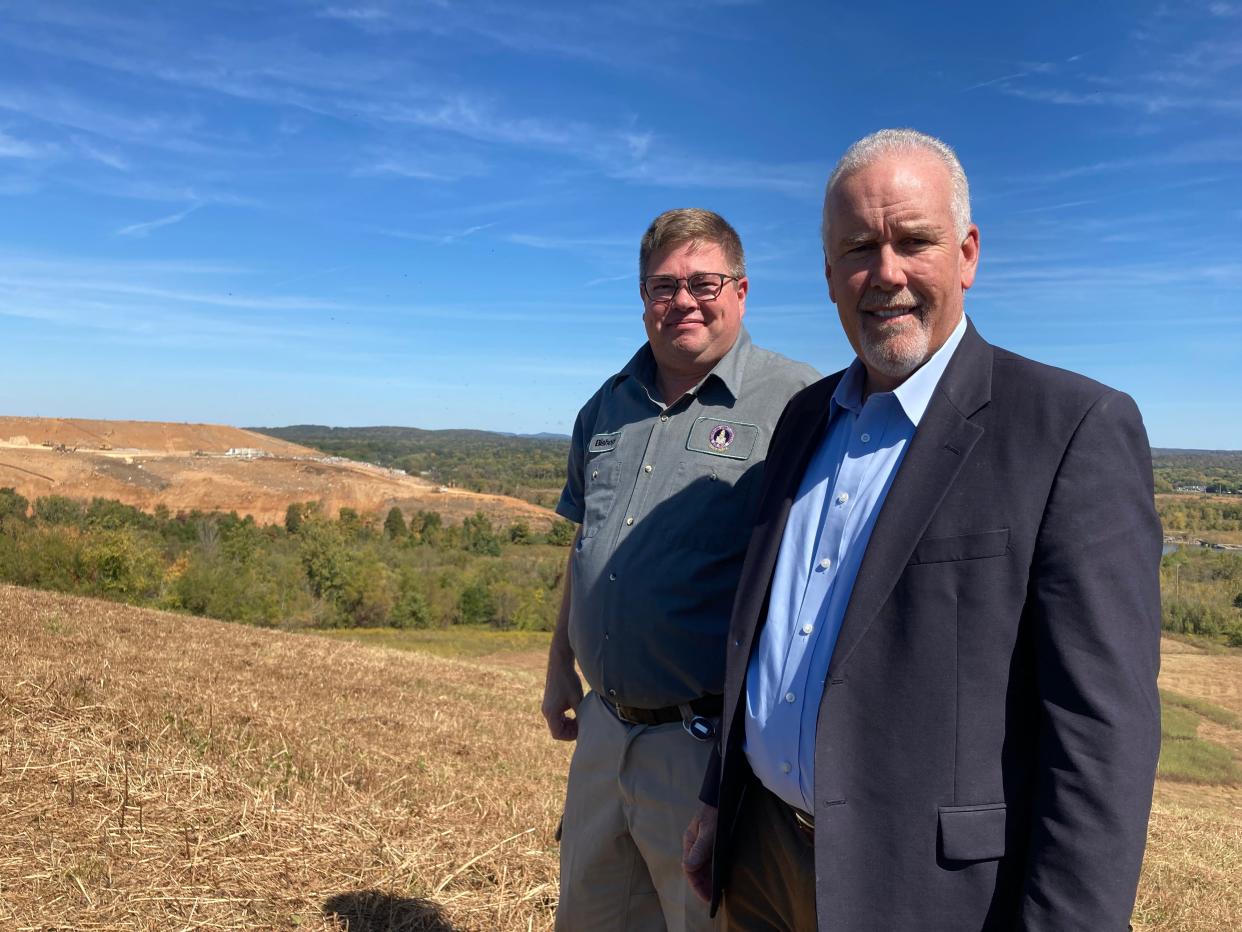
left=686, top=417, right=759, bottom=460
left=589, top=431, right=621, bottom=453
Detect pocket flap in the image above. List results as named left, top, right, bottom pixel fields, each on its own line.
left=938, top=803, right=1006, bottom=861
left=910, top=528, right=1009, bottom=565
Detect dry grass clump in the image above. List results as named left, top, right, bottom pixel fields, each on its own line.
left=1135, top=789, right=1242, bottom=931
left=0, top=584, right=569, bottom=930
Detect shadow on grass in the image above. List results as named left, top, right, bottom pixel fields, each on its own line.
left=323, top=890, right=457, bottom=931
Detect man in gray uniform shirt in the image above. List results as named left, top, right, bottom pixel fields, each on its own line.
left=542, top=208, right=818, bottom=931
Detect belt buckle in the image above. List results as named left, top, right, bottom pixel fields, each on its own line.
left=683, top=714, right=716, bottom=741
left=793, top=808, right=815, bottom=835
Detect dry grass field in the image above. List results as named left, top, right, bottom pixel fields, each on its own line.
left=0, top=585, right=569, bottom=930
left=2, top=583, right=1239, bottom=930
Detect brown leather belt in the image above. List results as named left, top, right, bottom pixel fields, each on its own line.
left=602, top=693, right=723, bottom=726
left=764, top=783, right=814, bottom=837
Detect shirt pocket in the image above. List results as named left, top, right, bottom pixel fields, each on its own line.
left=908, top=528, right=1010, bottom=565
left=670, top=454, right=758, bottom=554
left=582, top=451, right=620, bottom=538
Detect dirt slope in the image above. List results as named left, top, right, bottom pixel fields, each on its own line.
left=0, top=416, right=556, bottom=529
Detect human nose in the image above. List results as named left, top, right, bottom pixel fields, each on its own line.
left=872, top=244, right=907, bottom=289
left=671, top=280, right=699, bottom=308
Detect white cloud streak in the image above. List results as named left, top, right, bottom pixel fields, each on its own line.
left=115, top=204, right=201, bottom=238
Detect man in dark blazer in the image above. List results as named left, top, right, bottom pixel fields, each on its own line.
left=682, top=129, right=1162, bottom=931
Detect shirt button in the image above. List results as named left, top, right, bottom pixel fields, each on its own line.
left=609, top=572, right=617, bottom=581
left=591, top=470, right=599, bottom=479
left=781, top=761, right=792, bottom=774
left=660, top=415, right=668, bottom=422
left=643, top=464, right=652, bottom=473
left=861, top=432, right=871, bottom=443
left=819, top=557, right=831, bottom=570
left=802, top=623, right=813, bottom=635
left=785, top=691, right=796, bottom=703
left=836, top=492, right=849, bottom=505
left=609, top=689, right=617, bottom=697
left=625, top=516, right=634, bottom=526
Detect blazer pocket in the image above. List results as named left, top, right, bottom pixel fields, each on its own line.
left=938, top=803, right=1006, bottom=861
left=909, top=528, right=1009, bottom=565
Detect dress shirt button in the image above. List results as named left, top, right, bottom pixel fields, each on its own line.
left=781, top=761, right=792, bottom=774
left=818, top=557, right=831, bottom=570
left=861, top=432, right=871, bottom=443
left=836, top=492, right=849, bottom=505
left=609, top=572, right=617, bottom=581
left=592, top=470, right=599, bottom=479
left=625, top=516, right=634, bottom=526
left=802, top=623, right=813, bottom=635
left=643, top=464, right=652, bottom=473
left=785, top=691, right=796, bottom=703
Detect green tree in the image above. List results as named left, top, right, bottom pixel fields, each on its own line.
left=411, top=510, right=443, bottom=546
left=285, top=502, right=304, bottom=534
left=458, top=580, right=496, bottom=625
left=461, top=511, right=501, bottom=556
left=507, top=520, right=531, bottom=544
left=0, top=487, right=30, bottom=525
left=384, top=507, right=408, bottom=540
left=545, top=518, right=577, bottom=546
left=33, top=495, right=84, bottom=526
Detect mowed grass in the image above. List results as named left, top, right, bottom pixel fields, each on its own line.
left=3, top=585, right=1241, bottom=931
left=0, top=584, right=569, bottom=931
left=316, top=626, right=552, bottom=662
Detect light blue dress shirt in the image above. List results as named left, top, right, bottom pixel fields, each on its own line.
left=744, top=315, right=968, bottom=813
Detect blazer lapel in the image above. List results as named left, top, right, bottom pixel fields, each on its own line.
left=828, top=322, right=994, bottom=676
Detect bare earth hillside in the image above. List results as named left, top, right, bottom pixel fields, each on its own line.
left=0, top=416, right=556, bottom=530
left=0, top=585, right=1239, bottom=930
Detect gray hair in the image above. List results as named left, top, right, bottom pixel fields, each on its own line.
left=639, top=207, right=746, bottom=280
left=821, top=128, right=972, bottom=249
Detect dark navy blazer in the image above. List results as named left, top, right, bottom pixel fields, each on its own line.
left=707, top=320, right=1162, bottom=931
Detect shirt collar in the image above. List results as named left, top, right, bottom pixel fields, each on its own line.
left=615, top=326, right=752, bottom=402
left=831, top=314, right=968, bottom=426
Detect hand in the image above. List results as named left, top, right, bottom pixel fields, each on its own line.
left=541, top=653, right=583, bottom=741
left=682, top=802, right=718, bottom=903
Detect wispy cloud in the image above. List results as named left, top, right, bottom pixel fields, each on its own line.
left=71, top=134, right=129, bottom=170
left=372, top=221, right=498, bottom=245
left=0, top=128, right=59, bottom=159
left=115, top=204, right=201, bottom=238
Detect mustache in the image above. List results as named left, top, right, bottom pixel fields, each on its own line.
left=859, top=289, right=919, bottom=311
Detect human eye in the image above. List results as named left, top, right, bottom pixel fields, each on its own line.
left=645, top=276, right=676, bottom=300
left=688, top=273, right=722, bottom=298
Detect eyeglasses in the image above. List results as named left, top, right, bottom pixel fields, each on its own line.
left=641, top=272, right=739, bottom=304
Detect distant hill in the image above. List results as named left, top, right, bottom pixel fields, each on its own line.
left=0, top=416, right=556, bottom=529
left=1151, top=449, right=1242, bottom=494
left=253, top=425, right=570, bottom=509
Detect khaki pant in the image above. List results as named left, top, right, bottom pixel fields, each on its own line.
left=556, top=691, right=720, bottom=932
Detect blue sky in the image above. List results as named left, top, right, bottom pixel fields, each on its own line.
left=0, top=0, right=1238, bottom=448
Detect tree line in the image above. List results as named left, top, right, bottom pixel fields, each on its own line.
left=3, top=485, right=1238, bottom=648
left=0, top=488, right=576, bottom=632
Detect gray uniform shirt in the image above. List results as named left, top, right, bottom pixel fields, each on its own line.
left=556, top=327, right=818, bottom=709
